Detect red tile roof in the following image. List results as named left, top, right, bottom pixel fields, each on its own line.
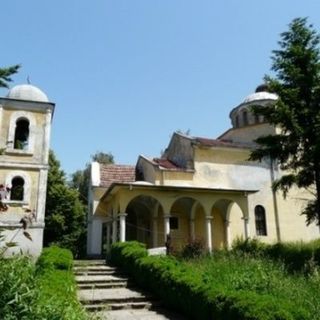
left=100, top=164, right=136, bottom=188
left=152, top=158, right=181, bottom=170
left=194, top=137, right=251, bottom=149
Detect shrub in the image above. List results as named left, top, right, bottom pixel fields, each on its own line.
left=110, top=241, right=314, bottom=320
left=36, top=245, right=73, bottom=272
left=233, top=238, right=320, bottom=274
left=180, top=238, right=206, bottom=259
left=0, top=257, right=39, bottom=319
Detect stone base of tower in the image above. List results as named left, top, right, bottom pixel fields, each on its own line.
left=0, top=222, right=44, bottom=257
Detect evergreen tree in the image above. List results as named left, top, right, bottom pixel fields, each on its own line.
left=250, top=18, right=320, bottom=225
left=0, top=65, right=20, bottom=88
left=44, top=151, right=86, bottom=257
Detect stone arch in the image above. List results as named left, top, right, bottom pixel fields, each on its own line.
left=212, top=199, right=246, bottom=249
left=5, top=170, right=31, bottom=203
left=7, top=111, right=36, bottom=153
left=125, top=195, right=163, bottom=248
left=170, top=196, right=205, bottom=249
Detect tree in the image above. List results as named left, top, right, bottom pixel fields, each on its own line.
left=0, top=64, right=20, bottom=155
left=44, top=151, right=86, bottom=257
left=250, top=18, right=320, bottom=225
left=0, top=65, right=20, bottom=88
left=70, top=151, right=114, bottom=205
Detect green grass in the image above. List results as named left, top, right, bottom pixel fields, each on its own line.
left=110, top=241, right=320, bottom=320
left=0, top=246, right=91, bottom=320
left=183, top=252, right=320, bottom=319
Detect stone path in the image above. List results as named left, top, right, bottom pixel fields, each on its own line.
left=74, top=260, right=185, bottom=320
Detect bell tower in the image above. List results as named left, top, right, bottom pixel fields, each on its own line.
left=0, top=84, right=54, bottom=256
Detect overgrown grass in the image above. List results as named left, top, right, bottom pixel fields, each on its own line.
left=183, top=252, right=320, bottom=319
left=0, top=246, right=89, bottom=320
left=110, top=241, right=320, bottom=320
left=34, top=246, right=87, bottom=320
left=232, top=238, right=320, bottom=274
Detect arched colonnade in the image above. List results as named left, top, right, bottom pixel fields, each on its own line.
left=101, top=185, right=252, bottom=253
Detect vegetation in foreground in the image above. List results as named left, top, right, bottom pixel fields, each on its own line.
left=0, top=246, right=88, bottom=320
left=110, top=241, right=320, bottom=320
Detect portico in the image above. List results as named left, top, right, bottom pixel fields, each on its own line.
left=94, top=183, right=255, bottom=253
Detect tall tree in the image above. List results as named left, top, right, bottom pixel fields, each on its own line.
left=44, top=151, right=86, bottom=257
left=250, top=18, right=320, bottom=225
left=70, top=151, right=114, bottom=205
left=0, top=64, right=20, bottom=155
left=0, top=65, right=20, bottom=88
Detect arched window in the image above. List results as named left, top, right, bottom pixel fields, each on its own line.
left=243, top=110, right=248, bottom=126
left=235, top=115, right=240, bottom=128
left=14, top=119, right=30, bottom=150
left=255, top=205, right=267, bottom=236
left=10, top=177, right=25, bottom=201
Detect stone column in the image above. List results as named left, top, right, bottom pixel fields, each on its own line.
left=190, top=218, right=195, bottom=241
left=164, top=214, right=171, bottom=241
left=243, top=216, right=250, bottom=239
left=119, top=213, right=127, bottom=242
left=112, top=217, right=117, bottom=243
left=225, top=220, right=231, bottom=249
left=152, top=217, right=158, bottom=247
left=106, top=222, right=111, bottom=252
left=206, top=216, right=213, bottom=253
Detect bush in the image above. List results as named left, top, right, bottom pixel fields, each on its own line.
left=180, top=238, right=206, bottom=259
left=0, top=257, right=39, bottom=319
left=34, top=246, right=87, bottom=319
left=36, top=246, right=73, bottom=272
left=109, top=241, right=314, bottom=320
left=233, top=238, right=320, bottom=274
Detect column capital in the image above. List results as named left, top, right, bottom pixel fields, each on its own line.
left=118, top=213, right=128, bottom=218
left=163, top=214, right=171, bottom=219
left=242, top=216, right=249, bottom=221
left=205, top=215, right=213, bottom=220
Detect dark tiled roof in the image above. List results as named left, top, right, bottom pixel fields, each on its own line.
left=152, top=158, right=180, bottom=170
left=100, top=164, right=136, bottom=188
left=194, top=137, right=251, bottom=149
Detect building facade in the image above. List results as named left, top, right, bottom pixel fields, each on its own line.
left=87, top=86, right=320, bottom=256
left=0, top=84, right=54, bottom=256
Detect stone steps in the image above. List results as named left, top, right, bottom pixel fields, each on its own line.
left=74, top=260, right=184, bottom=319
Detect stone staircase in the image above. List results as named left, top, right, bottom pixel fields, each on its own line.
left=74, top=260, right=184, bottom=320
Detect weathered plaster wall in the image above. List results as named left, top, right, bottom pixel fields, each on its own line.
left=166, top=133, right=194, bottom=169
left=220, top=123, right=276, bottom=145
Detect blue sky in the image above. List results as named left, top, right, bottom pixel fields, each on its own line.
left=2, top=1, right=320, bottom=175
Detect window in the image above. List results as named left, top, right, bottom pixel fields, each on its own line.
left=14, top=119, right=29, bottom=150
left=235, top=115, right=239, bottom=128
left=243, top=110, right=248, bottom=126
left=255, top=205, right=267, bottom=236
left=255, top=114, right=260, bottom=124
left=169, top=217, right=179, bottom=230
left=10, top=177, right=25, bottom=201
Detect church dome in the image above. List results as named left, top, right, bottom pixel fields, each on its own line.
left=230, top=84, right=278, bottom=129
left=6, top=84, right=49, bottom=103
left=242, top=84, right=277, bottom=103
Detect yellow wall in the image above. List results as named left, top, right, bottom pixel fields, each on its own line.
left=0, top=108, right=47, bottom=164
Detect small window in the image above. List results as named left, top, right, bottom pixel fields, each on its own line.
left=255, top=205, right=267, bottom=236
left=169, top=217, right=179, bottom=230
left=14, top=119, right=29, bottom=150
left=243, top=110, right=248, bottom=126
left=10, top=177, right=25, bottom=201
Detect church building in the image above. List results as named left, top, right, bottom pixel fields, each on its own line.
left=87, top=85, right=320, bottom=256
left=0, top=84, right=54, bottom=256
